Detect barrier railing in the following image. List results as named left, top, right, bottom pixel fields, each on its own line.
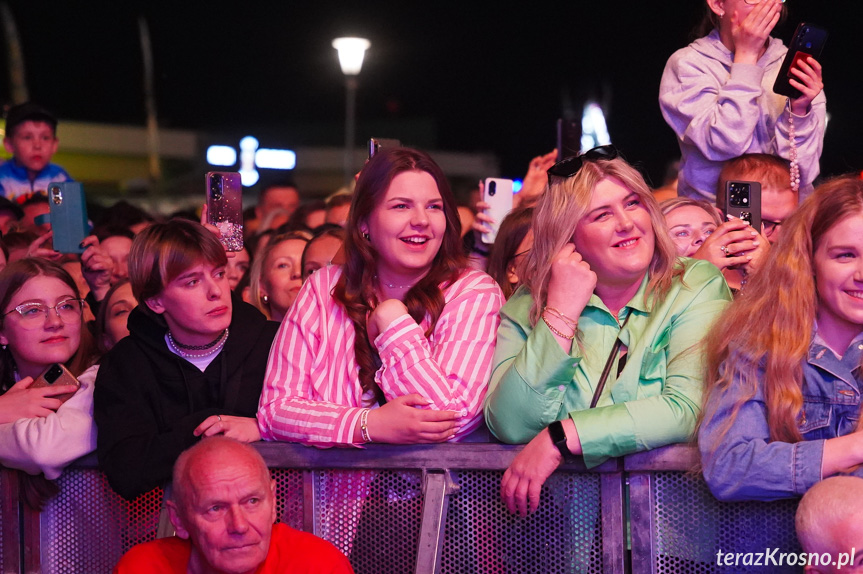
left=3, top=443, right=805, bottom=574
left=627, top=445, right=802, bottom=574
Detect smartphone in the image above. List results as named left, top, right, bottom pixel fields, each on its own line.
left=206, top=172, right=243, bottom=252
left=45, top=182, right=89, bottom=254
left=481, top=178, right=514, bottom=245
left=773, top=23, right=828, bottom=99
left=30, top=363, right=80, bottom=404
left=720, top=181, right=762, bottom=233
left=368, top=138, right=401, bottom=159
left=556, top=118, right=582, bottom=162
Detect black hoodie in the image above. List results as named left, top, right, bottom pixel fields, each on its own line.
left=94, top=294, right=279, bottom=500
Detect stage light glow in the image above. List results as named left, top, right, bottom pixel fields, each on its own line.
left=206, top=145, right=237, bottom=167
left=255, top=149, right=296, bottom=170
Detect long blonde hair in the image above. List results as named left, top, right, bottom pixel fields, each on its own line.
left=523, top=156, right=680, bottom=324
left=701, top=175, right=863, bottom=444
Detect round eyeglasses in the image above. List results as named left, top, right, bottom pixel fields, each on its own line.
left=4, top=298, right=85, bottom=328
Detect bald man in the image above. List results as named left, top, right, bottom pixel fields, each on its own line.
left=796, top=476, right=863, bottom=573
left=113, top=437, right=353, bottom=574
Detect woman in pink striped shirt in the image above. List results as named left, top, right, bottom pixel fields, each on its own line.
left=257, top=147, right=504, bottom=446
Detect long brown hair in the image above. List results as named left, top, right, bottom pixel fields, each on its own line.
left=333, top=147, right=465, bottom=404
left=524, top=156, right=681, bottom=325
left=701, top=175, right=863, bottom=444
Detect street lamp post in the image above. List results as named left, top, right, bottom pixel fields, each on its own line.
left=332, top=37, right=370, bottom=185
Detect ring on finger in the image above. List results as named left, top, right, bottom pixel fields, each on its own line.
left=719, top=245, right=727, bottom=254
left=217, top=415, right=222, bottom=423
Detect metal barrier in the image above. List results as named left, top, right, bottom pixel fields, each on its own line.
left=627, top=445, right=802, bottom=574
left=2, top=443, right=807, bottom=573
left=1, top=469, right=20, bottom=574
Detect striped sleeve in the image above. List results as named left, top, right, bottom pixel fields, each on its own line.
left=373, top=270, right=504, bottom=439
left=257, top=270, right=363, bottom=447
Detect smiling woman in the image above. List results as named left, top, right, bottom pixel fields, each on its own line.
left=257, top=147, right=504, bottom=447
left=699, top=175, right=863, bottom=502
left=484, top=147, right=732, bottom=517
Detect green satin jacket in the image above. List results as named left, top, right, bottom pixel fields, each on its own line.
left=484, top=258, right=732, bottom=468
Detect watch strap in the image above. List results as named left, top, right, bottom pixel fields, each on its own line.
left=548, top=420, right=571, bottom=460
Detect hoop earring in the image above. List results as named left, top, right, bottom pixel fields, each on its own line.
left=363, top=232, right=370, bottom=241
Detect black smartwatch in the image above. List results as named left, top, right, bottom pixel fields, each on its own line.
left=548, top=420, right=571, bottom=460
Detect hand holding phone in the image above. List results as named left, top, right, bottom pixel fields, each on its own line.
left=30, top=363, right=80, bottom=405
left=206, top=172, right=243, bottom=252
left=720, top=180, right=762, bottom=233
left=773, top=23, right=828, bottom=100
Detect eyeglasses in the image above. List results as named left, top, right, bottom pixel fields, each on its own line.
left=4, top=298, right=85, bottom=328
left=743, top=0, right=785, bottom=4
left=762, top=218, right=783, bottom=237
left=547, top=145, right=620, bottom=185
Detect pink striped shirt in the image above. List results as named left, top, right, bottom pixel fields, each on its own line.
left=257, top=265, right=504, bottom=447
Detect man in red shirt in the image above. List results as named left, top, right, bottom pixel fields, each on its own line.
left=114, top=437, right=353, bottom=574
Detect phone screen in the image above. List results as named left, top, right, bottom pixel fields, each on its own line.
left=206, top=172, right=243, bottom=251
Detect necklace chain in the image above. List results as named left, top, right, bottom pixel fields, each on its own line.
left=374, top=275, right=412, bottom=290
left=167, top=329, right=229, bottom=359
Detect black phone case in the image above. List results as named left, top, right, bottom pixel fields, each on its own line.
left=773, top=23, right=828, bottom=99
left=720, top=180, right=762, bottom=234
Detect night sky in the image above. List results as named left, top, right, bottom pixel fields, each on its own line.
left=3, top=1, right=861, bottom=187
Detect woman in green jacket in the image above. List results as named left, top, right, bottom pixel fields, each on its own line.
left=484, top=146, right=732, bottom=517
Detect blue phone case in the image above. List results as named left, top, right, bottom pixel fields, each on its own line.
left=47, top=182, right=89, bottom=254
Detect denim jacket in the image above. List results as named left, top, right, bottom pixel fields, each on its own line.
left=699, top=335, right=863, bottom=502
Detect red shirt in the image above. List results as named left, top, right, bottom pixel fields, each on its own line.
left=113, top=523, right=354, bottom=574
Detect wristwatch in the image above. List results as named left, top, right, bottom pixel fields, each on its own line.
left=548, top=420, right=571, bottom=460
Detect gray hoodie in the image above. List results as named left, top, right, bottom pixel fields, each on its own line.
left=659, top=29, right=826, bottom=202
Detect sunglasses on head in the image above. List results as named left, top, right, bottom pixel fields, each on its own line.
left=546, top=145, right=620, bottom=185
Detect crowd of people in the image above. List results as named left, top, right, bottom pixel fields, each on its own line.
left=1, top=0, right=861, bottom=571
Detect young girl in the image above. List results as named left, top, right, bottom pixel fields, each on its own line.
left=700, top=175, right=863, bottom=501
left=0, top=259, right=98, bottom=503
left=660, top=0, right=825, bottom=201
left=257, top=147, right=504, bottom=446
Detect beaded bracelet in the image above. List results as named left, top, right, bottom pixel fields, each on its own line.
left=544, top=306, right=578, bottom=330
left=541, top=312, right=575, bottom=340
left=360, top=408, right=373, bottom=443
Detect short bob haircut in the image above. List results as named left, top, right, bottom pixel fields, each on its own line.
left=524, top=156, right=679, bottom=324
left=129, top=219, right=227, bottom=305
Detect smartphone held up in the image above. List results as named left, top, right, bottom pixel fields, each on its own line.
left=30, top=363, right=80, bottom=404
left=42, top=182, right=89, bottom=254
left=206, top=172, right=243, bottom=252
left=481, top=178, right=514, bottom=245
left=720, top=180, right=762, bottom=233
left=773, top=22, right=828, bottom=99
